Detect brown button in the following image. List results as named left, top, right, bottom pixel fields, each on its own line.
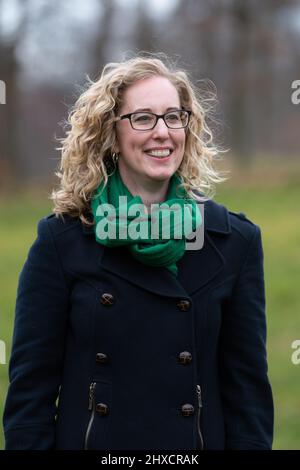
left=96, top=353, right=109, bottom=364
left=178, top=351, right=192, bottom=365
left=181, top=404, right=195, bottom=417
left=96, top=403, right=109, bottom=416
left=100, top=293, right=114, bottom=306
left=176, top=300, right=190, bottom=312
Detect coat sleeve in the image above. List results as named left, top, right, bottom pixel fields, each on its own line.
left=3, top=217, right=70, bottom=449
left=219, top=224, right=274, bottom=449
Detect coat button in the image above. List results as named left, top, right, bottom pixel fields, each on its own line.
left=100, top=293, right=114, bottom=306
left=181, top=404, right=195, bottom=417
left=178, top=351, right=192, bottom=365
left=176, top=300, right=191, bottom=311
left=96, top=353, right=109, bottom=364
left=96, top=403, right=109, bottom=416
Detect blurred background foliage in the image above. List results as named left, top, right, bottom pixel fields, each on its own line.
left=0, top=0, right=300, bottom=450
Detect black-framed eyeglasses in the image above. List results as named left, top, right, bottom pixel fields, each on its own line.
left=114, top=109, right=191, bottom=130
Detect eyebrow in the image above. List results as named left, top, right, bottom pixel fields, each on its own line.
left=132, top=107, right=181, bottom=113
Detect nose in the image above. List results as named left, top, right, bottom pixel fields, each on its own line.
left=152, top=116, right=170, bottom=138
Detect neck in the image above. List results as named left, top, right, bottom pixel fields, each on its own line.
left=118, top=165, right=170, bottom=210
left=140, top=190, right=168, bottom=211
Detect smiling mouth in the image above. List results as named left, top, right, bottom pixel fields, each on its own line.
left=144, top=149, right=173, bottom=158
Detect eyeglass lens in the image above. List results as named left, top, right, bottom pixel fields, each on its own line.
left=131, top=111, right=189, bottom=129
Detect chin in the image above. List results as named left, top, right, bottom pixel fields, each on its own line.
left=146, top=170, right=175, bottom=181
left=145, top=164, right=178, bottom=179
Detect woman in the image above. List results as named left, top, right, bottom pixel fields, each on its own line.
left=3, top=55, right=274, bottom=450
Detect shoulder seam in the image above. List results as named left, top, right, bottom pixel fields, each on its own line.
left=230, top=224, right=260, bottom=294
left=46, top=214, right=81, bottom=238
left=229, top=221, right=257, bottom=242
left=228, top=210, right=257, bottom=242
left=228, top=210, right=255, bottom=224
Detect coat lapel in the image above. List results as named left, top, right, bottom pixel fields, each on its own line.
left=177, top=200, right=231, bottom=295
left=99, top=244, right=188, bottom=298
left=82, top=199, right=231, bottom=298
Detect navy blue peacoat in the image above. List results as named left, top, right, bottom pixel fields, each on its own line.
left=3, top=198, right=274, bottom=450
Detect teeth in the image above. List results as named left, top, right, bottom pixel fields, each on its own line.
left=146, top=149, right=171, bottom=157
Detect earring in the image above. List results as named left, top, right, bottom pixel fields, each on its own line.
left=112, top=152, right=119, bottom=165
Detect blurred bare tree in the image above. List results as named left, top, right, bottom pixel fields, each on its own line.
left=90, top=0, right=116, bottom=79
left=163, top=0, right=300, bottom=164
left=0, top=0, right=299, bottom=186
left=0, top=0, right=29, bottom=184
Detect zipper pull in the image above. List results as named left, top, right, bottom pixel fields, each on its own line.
left=196, top=384, right=204, bottom=450
left=88, top=382, right=96, bottom=410
left=196, top=384, right=202, bottom=408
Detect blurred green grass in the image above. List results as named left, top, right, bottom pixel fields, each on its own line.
left=215, top=178, right=300, bottom=450
left=0, top=175, right=300, bottom=449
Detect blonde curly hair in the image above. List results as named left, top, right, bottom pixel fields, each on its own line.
left=50, top=53, right=228, bottom=227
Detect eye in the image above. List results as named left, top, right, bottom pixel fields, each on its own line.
left=132, top=113, right=153, bottom=123
left=166, top=112, right=181, bottom=122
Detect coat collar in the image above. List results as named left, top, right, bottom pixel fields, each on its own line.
left=82, top=199, right=231, bottom=297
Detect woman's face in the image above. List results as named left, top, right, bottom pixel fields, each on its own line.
left=115, top=75, right=186, bottom=186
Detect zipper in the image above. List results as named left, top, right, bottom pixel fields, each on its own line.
left=84, top=382, right=96, bottom=450
left=196, top=384, right=204, bottom=450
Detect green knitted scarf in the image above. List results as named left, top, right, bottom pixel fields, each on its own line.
left=91, top=168, right=201, bottom=276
